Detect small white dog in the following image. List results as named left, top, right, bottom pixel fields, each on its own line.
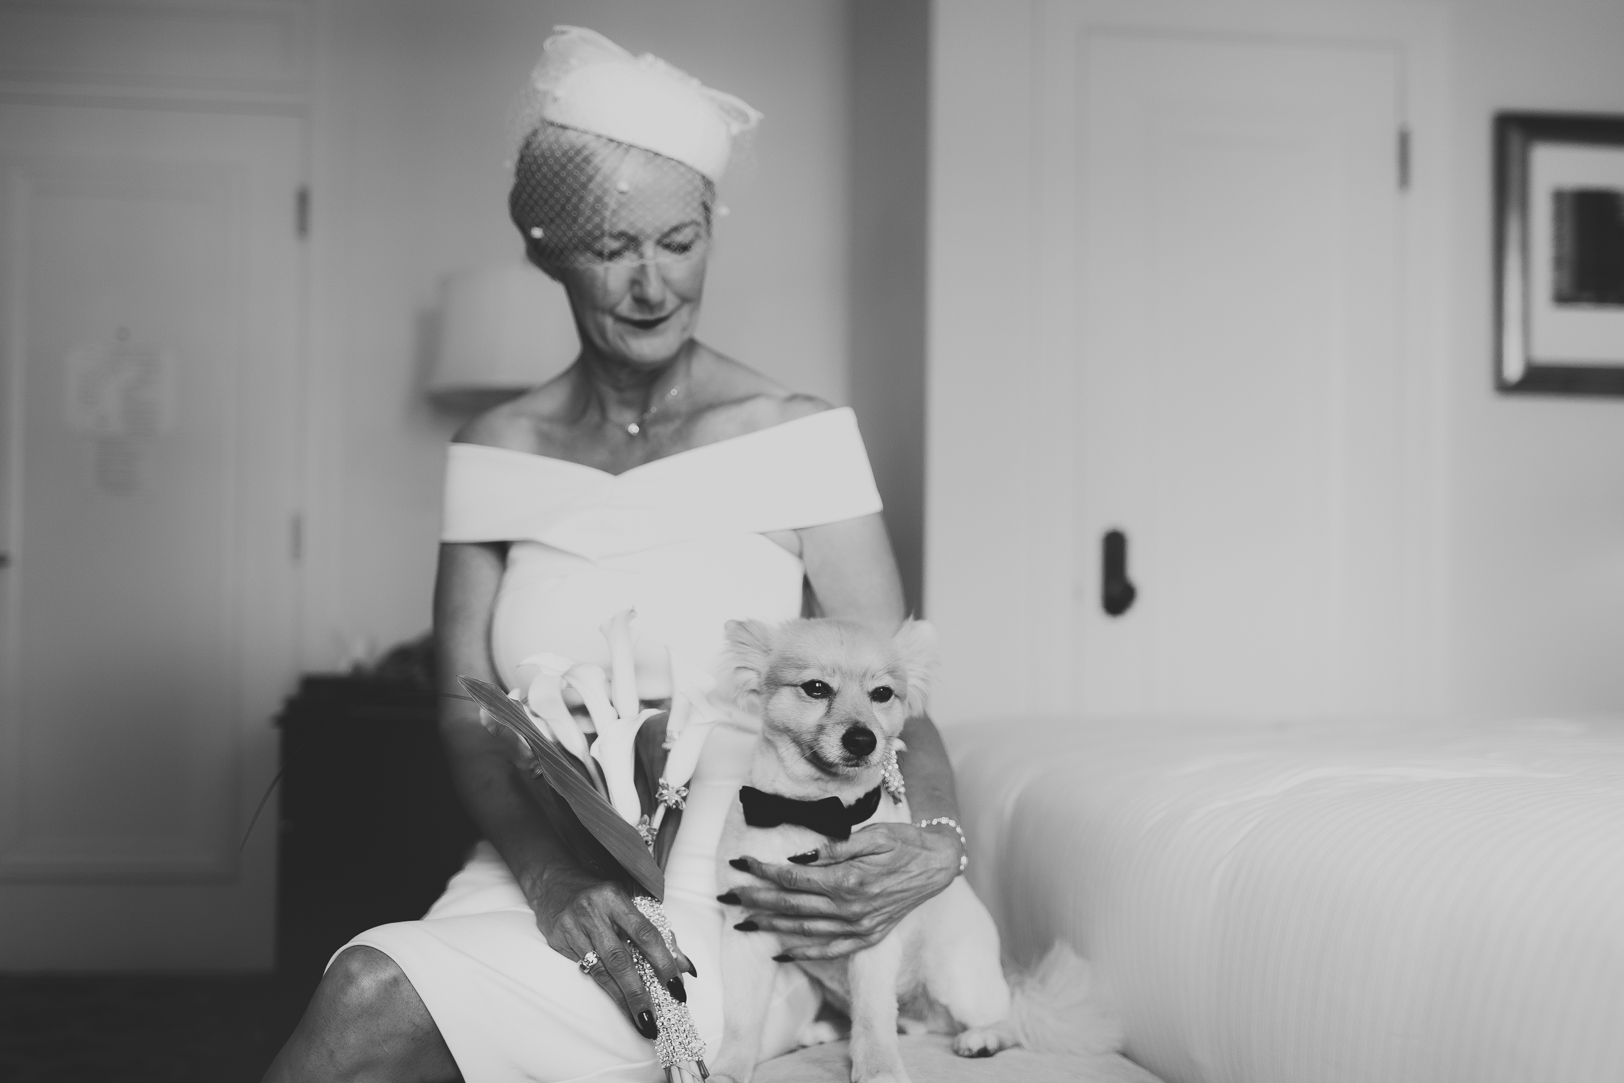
left=711, top=617, right=1119, bottom=1083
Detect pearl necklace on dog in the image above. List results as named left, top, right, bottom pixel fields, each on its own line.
left=881, top=747, right=906, bottom=804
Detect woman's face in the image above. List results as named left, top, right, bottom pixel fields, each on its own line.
left=549, top=154, right=712, bottom=368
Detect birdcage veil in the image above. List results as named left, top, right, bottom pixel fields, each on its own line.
left=505, top=26, right=762, bottom=270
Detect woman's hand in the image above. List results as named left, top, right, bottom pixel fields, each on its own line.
left=722, top=822, right=961, bottom=960
left=530, top=866, right=697, bottom=1040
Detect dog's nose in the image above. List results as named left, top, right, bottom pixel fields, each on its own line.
left=842, top=726, right=877, bottom=758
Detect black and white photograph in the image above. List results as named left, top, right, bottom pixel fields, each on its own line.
left=1, top=2, right=1623, bottom=1083
left=1496, top=110, right=1624, bottom=393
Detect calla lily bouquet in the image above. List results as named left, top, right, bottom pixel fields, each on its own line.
left=459, top=609, right=719, bottom=1083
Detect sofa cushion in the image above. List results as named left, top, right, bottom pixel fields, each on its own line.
left=755, top=1033, right=1161, bottom=1083
left=948, top=715, right=1624, bottom=1083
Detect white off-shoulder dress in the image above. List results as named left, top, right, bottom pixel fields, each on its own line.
left=341, top=408, right=884, bottom=1083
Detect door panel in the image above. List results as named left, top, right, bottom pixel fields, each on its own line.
left=0, top=103, right=302, bottom=966
left=1074, top=36, right=1403, bottom=716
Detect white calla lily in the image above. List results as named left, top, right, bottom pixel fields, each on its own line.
left=516, top=614, right=718, bottom=832
left=591, top=705, right=662, bottom=825
left=600, top=609, right=642, bottom=722
left=665, top=651, right=716, bottom=742
left=563, top=663, right=616, bottom=736
left=660, top=714, right=715, bottom=797
left=650, top=707, right=714, bottom=834
left=665, top=693, right=690, bottom=749
left=650, top=650, right=722, bottom=831
left=517, top=652, right=596, bottom=782
left=663, top=645, right=689, bottom=746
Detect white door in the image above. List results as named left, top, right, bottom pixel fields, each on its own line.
left=0, top=102, right=303, bottom=968
left=1071, top=35, right=1407, bottom=717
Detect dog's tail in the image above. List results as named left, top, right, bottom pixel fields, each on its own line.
left=1006, top=942, right=1123, bottom=1056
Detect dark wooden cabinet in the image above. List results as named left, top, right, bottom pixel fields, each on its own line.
left=275, top=676, right=479, bottom=997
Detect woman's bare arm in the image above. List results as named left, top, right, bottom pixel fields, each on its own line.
left=726, top=512, right=965, bottom=960
left=434, top=542, right=568, bottom=901
left=434, top=541, right=689, bottom=1036
left=798, top=511, right=961, bottom=822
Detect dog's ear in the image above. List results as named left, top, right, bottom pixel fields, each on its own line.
left=892, top=619, right=937, bottom=718
left=721, top=619, right=776, bottom=704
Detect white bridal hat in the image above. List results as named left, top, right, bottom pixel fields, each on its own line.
left=517, top=26, right=762, bottom=182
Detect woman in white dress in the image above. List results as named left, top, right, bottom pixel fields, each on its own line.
left=265, top=28, right=968, bottom=1083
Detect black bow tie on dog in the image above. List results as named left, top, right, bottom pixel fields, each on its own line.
left=739, top=784, right=884, bottom=841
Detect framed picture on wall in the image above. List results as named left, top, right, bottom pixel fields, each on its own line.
left=1496, top=111, right=1624, bottom=394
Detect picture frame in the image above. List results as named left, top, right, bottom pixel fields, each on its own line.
left=1495, top=111, right=1624, bottom=394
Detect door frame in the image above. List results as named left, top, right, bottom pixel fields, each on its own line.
left=924, top=0, right=1450, bottom=722
left=0, top=0, right=311, bottom=968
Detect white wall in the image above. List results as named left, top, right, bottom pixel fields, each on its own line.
left=926, top=0, right=1624, bottom=722
left=1443, top=0, right=1624, bottom=713
left=925, top=1, right=1052, bottom=721
left=850, top=0, right=929, bottom=616
left=302, top=0, right=854, bottom=667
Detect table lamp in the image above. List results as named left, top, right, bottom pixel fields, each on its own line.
left=428, top=262, right=578, bottom=410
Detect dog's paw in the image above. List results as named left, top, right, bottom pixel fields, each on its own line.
left=951, top=1027, right=1011, bottom=1058
left=850, top=1047, right=911, bottom=1083
left=852, top=1071, right=911, bottom=1083
left=795, top=1019, right=842, bottom=1048
left=707, top=1056, right=751, bottom=1083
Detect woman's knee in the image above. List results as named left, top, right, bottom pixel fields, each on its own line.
left=267, top=946, right=452, bottom=1083
left=320, top=945, right=417, bottom=1020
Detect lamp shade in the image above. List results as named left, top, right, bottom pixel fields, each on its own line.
left=429, top=263, right=578, bottom=398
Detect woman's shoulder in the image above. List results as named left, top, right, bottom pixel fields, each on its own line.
left=450, top=408, right=519, bottom=452
left=689, top=391, right=834, bottom=441
left=686, top=349, right=836, bottom=444
left=450, top=379, right=574, bottom=455
left=683, top=357, right=879, bottom=524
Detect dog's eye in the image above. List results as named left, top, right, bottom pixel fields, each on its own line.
left=869, top=686, right=895, bottom=704
left=800, top=680, right=833, bottom=699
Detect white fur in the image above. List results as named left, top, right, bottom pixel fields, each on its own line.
left=709, top=618, right=1120, bottom=1083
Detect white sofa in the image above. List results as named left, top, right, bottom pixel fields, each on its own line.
left=947, top=715, right=1624, bottom=1083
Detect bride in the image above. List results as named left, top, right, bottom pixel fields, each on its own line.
left=266, top=27, right=969, bottom=1083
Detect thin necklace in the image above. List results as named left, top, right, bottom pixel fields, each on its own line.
left=624, top=358, right=687, bottom=436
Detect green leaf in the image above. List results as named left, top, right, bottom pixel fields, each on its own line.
left=653, top=806, right=683, bottom=869
left=461, top=676, right=665, bottom=900
left=465, top=688, right=624, bottom=885
left=634, top=711, right=671, bottom=821
left=518, top=763, right=627, bottom=887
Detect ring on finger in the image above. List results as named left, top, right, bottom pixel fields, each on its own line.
left=578, top=950, right=601, bottom=975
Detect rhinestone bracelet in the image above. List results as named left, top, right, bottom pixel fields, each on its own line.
left=916, top=816, right=968, bottom=875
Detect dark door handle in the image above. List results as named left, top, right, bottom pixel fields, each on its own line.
left=1102, top=529, right=1136, bottom=617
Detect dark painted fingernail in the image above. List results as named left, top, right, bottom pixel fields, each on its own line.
left=636, top=1009, right=658, bottom=1039
left=728, top=857, right=750, bottom=871
left=772, top=953, right=794, bottom=962
left=685, top=958, right=698, bottom=977
left=734, top=920, right=758, bottom=932
left=716, top=891, right=740, bottom=904
left=788, top=849, right=818, bottom=864
left=667, top=976, right=687, bottom=1002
